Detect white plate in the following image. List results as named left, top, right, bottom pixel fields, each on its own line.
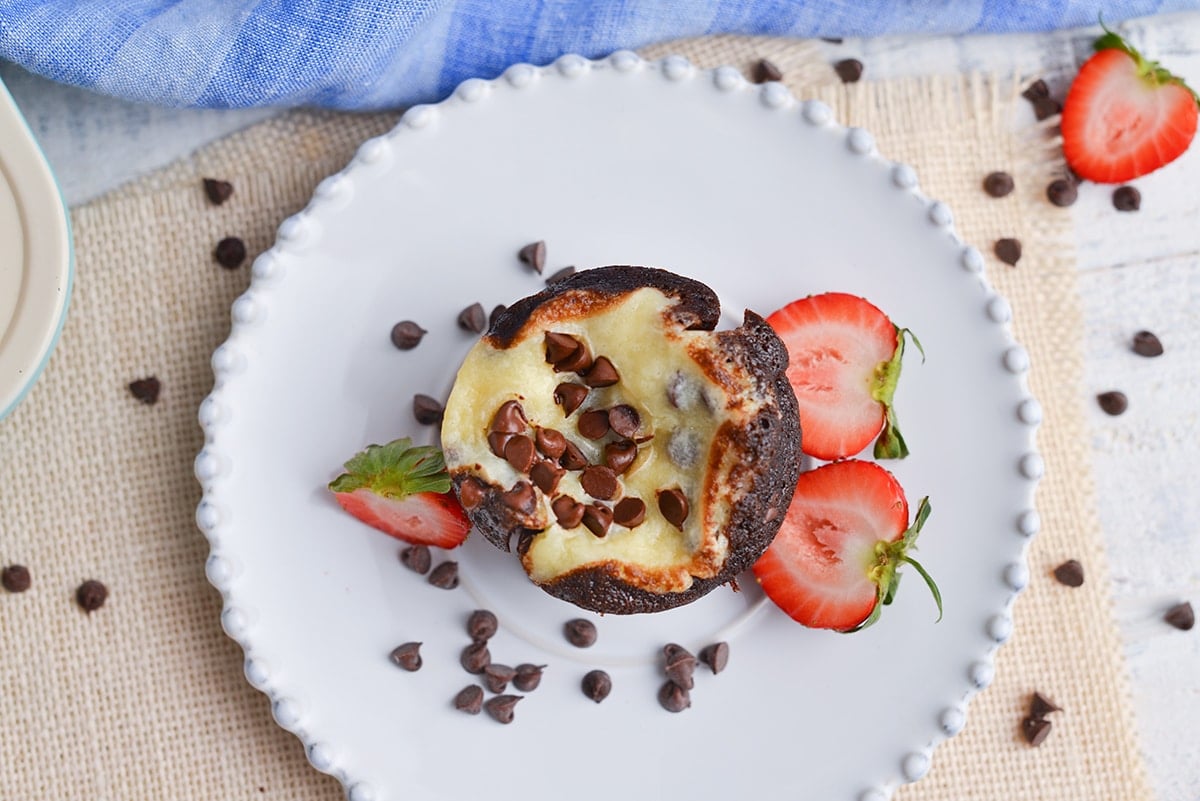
left=197, top=53, right=1041, bottom=801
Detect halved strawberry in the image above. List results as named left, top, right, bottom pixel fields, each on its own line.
left=752, top=460, right=940, bottom=632
left=766, top=292, right=919, bottom=461
left=328, top=438, right=471, bottom=549
left=1061, top=27, right=1199, bottom=183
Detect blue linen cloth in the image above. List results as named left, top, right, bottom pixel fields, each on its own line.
left=0, top=1, right=1196, bottom=110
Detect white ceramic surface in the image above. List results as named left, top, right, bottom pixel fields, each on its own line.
left=198, top=54, right=1040, bottom=801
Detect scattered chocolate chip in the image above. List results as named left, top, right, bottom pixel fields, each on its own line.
left=545, top=332, right=582, bottom=364
left=658, top=680, right=691, bottom=713
left=545, top=266, right=576, bottom=284
left=1164, top=601, right=1195, bottom=631
left=994, top=238, right=1022, bottom=266
left=559, top=441, right=588, bottom=471
left=484, top=694, right=522, bottom=724
left=658, top=488, right=689, bottom=530
left=581, top=504, right=614, bottom=537
left=1033, top=96, right=1061, bottom=121
left=833, top=58, right=863, bottom=83
left=490, top=401, right=527, bottom=433
left=504, top=434, right=537, bottom=473
left=552, top=495, right=585, bottom=528
left=608, top=405, right=640, bottom=438
left=489, top=304, right=507, bottom=329
left=750, top=58, right=783, bottom=84
left=1112, top=185, right=1141, bottom=212
left=1046, top=178, right=1078, bottom=207
left=501, top=481, right=537, bottom=514
left=214, top=237, right=247, bottom=269
left=577, top=409, right=611, bottom=440
left=1022, top=716, right=1052, bottom=746
left=580, top=465, right=619, bottom=500
left=699, top=641, right=730, bottom=674
left=390, top=320, right=426, bottom=350
left=202, top=178, right=234, bottom=205
left=663, top=643, right=697, bottom=690
left=820, top=36, right=844, bottom=44
left=76, top=579, right=108, bottom=613
left=389, top=642, right=423, bottom=671
left=535, top=428, right=567, bottom=459
left=983, top=171, right=1015, bottom=198
left=484, top=663, right=518, bottom=693
left=613, top=497, right=646, bottom=528
left=582, top=356, right=619, bottom=388
left=488, top=431, right=515, bottom=458
left=458, top=478, right=486, bottom=510
left=1, top=564, right=31, bottom=593
left=1029, top=691, right=1061, bottom=719
left=413, top=394, right=444, bottom=425
left=1131, top=330, right=1164, bottom=357
left=603, top=440, right=638, bottom=474
left=564, top=618, right=598, bottom=648
left=1052, top=559, right=1084, bottom=587
left=129, top=377, right=161, bottom=405
left=467, top=609, right=498, bottom=641
left=1022, top=79, right=1049, bottom=102
left=1097, top=390, right=1128, bottom=416
left=513, top=663, right=545, bottom=692
left=553, top=383, right=589, bottom=416
left=457, top=302, right=487, bottom=333
left=582, top=670, right=612, bottom=703
left=530, top=459, right=566, bottom=494
left=399, top=544, right=432, bottom=574
left=428, top=561, right=459, bottom=589
left=460, top=640, right=492, bottom=674
left=518, top=240, right=547, bottom=274
left=454, top=685, right=484, bottom=714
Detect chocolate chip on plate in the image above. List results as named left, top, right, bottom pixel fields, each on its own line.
left=1131, top=330, right=1164, bottom=357
left=428, top=561, right=459, bottom=589
left=663, top=643, right=697, bottom=690
left=983, top=171, right=1015, bottom=198
left=564, top=618, right=598, bottom=648
left=833, top=58, right=863, bottom=83
left=214, top=237, right=247, bottom=269
left=750, top=58, right=783, bottom=84
left=658, top=488, right=689, bottom=530
left=389, top=642, right=423, bottom=671
left=1022, top=79, right=1050, bottom=102
left=1032, top=96, right=1061, bottom=121
left=202, top=178, right=234, bottom=206
left=512, top=663, right=545, bottom=692
left=1052, top=559, right=1085, bottom=587
left=467, top=609, right=499, bottom=641
left=613, top=497, right=646, bottom=528
left=454, top=685, right=484, bottom=714
left=76, top=579, right=108, bottom=613
left=518, top=240, right=547, bottom=274
left=1046, top=178, right=1078, bottom=207
left=1029, top=691, right=1061, bottom=719
left=457, top=302, right=487, bottom=333
left=1112, top=185, right=1141, bottom=212
left=460, top=640, right=492, bottom=674
left=129, top=377, right=161, bottom=405
left=1022, top=716, right=1052, bottom=746
left=582, top=669, right=612, bottom=703
left=545, top=266, right=576, bottom=285
left=1097, top=390, right=1128, bottom=416
left=699, top=641, right=730, bottom=674
left=413, top=394, right=444, bottom=425
left=1164, top=601, right=1195, bottom=631
left=483, top=664, right=518, bottom=694
left=1, top=564, right=31, bottom=593
left=994, top=238, right=1022, bottom=266
left=484, top=694, right=523, bottom=724
left=399, top=544, right=432, bottom=574
left=658, top=680, right=691, bottom=713
left=390, top=321, right=426, bottom=350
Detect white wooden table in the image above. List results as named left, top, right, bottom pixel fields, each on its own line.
left=4, top=11, right=1197, bottom=798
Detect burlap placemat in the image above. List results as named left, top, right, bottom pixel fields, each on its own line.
left=0, top=37, right=1152, bottom=801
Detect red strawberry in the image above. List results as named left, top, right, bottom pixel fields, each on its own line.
left=1061, top=27, right=1199, bottom=183
left=752, top=460, right=940, bottom=632
left=328, top=438, right=471, bottom=549
left=766, top=292, right=919, bottom=461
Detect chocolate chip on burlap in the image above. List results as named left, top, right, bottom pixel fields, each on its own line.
left=1046, top=178, right=1078, bottom=207
left=983, top=171, right=1015, bottom=198
left=1, top=564, right=31, bottom=593
left=129, top=377, right=161, bottom=405
left=1029, top=691, right=1062, bottom=719
left=202, top=178, right=234, bottom=205
left=1052, top=559, right=1085, bottom=587
left=834, top=58, right=863, bottom=83
left=76, top=579, right=108, bottom=613
left=750, top=58, right=783, bottom=84
left=214, top=236, right=247, bottom=269
left=994, top=237, right=1022, bottom=266
left=1022, top=716, right=1053, bottom=746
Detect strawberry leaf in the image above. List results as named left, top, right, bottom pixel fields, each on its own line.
left=329, top=438, right=452, bottom=497
left=899, top=555, right=943, bottom=623
left=871, top=327, right=921, bottom=460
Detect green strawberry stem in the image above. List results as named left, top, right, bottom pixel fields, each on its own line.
left=1094, top=21, right=1200, bottom=106
left=871, top=327, right=924, bottom=460
left=328, top=437, right=452, bottom=497
left=847, top=496, right=940, bottom=633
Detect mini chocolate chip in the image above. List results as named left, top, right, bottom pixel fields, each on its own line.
left=1164, top=601, right=1195, bottom=631
left=994, top=238, right=1022, bottom=266
left=1022, top=716, right=1052, bottom=746
left=564, top=618, right=598, bottom=648
left=518, top=240, right=546, bottom=273
left=1029, top=692, right=1061, bottom=719
left=580, top=465, right=619, bottom=500
left=129, top=377, right=161, bottom=405
left=202, top=178, right=234, bottom=205
left=501, top=481, right=537, bottom=514
left=454, top=685, right=484, bottom=714
left=663, top=643, right=697, bottom=690
left=1046, top=178, right=1078, bottom=207
left=1032, top=96, right=1061, bottom=121
left=658, top=488, right=689, bottom=530
left=604, top=440, right=638, bottom=474
left=488, top=431, right=515, bottom=459
left=582, top=670, right=612, bottom=703
left=545, top=332, right=582, bottom=364
left=413, top=394, right=444, bottom=425
left=535, top=428, right=567, bottom=459
left=559, top=441, right=588, bottom=471
left=484, top=663, right=518, bottom=694
left=1, top=565, right=31, bottom=593
left=460, top=640, right=492, bottom=674
left=489, top=304, right=507, bottom=329
left=484, top=694, right=522, bottom=724
left=1113, top=185, right=1141, bottom=212
left=458, top=478, right=486, bottom=510
left=389, top=642, right=423, bottom=671
left=552, top=495, right=585, bottom=528
left=833, top=58, right=863, bottom=83
left=608, top=404, right=640, bottom=438
left=76, top=579, right=108, bottom=613
left=577, top=409, right=611, bottom=440
left=467, top=609, right=498, bottom=641
left=457, top=302, right=487, bottom=333
left=490, top=400, right=528, bottom=433
left=214, top=237, right=247, bottom=269
left=1052, top=559, right=1084, bottom=587
left=513, top=664, right=545, bottom=692
left=750, top=58, right=783, bottom=84
left=1131, top=330, right=1164, bottom=357
left=554, top=340, right=594, bottom=373
left=545, top=265, right=576, bottom=284
left=399, top=544, right=432, bottom=574
left=612, top=497, right=646, bottom=528
left=504, top=434, right=537, bottom=473
left=530, top=459, right=565, bottom=494
left=1022, top=79, right=1049, bottom=101
left=1097, top=391, right=1128, bottom=416
left=428, top=561, right=459, bottom=589
left=658, top=680, right=691, bottom=713
left=699, top=641, right=730, bottom=674
left=390, top=321, right=426, bottom=350
left=554, top=383, right=589, bottom=416
left=983, top=171, right=1014, bottom=198
left=582, top=504, right=614, bottom=537
left=582, top=356, right=619, bottom=388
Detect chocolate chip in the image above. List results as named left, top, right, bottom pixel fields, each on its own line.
left=488, top=432, right=515, bottom=458
left=545, top=266, right=576, bottom=284
left=214, top=237, right=247, bottom=269
left=460, top=640, right=491, bottom=674
left=1, top=565, right=31, bottom=593
left=581, top=465, right=619, bottom=500
left=484, top=663, right=518, bottom=694
left=607, top=404, right=640, bottom=438
left=582, top=670, right=612, bottom=703
left=1022, top=79, right=1049, bottom=102
left=513, top=663, right=545, bottom=692
left=658, top=680, right=691, bottom=713
left=490, top=400, right=527, bottom=433
left=699, top=642, right=730, bottom=674
left=1029, top=692, right=1061, bottom=719
left=559, top=441, right=588, bottom=471
left=504, top=434, right=536, bottom=473
left=76, top=579, right=108, bottom=613
left=582, top=356, right=619, bottom=388
left=1033, top=96, right=1061, bottom=120
left=428, top=561, right=459, bottom=589
left=554, top=340, right=594, bottom=373
left=518, top=240, right=546, bottom=273
left=983, top=171, right=1014, bottom=198
left=612, top=497, right=646, bottom=528
left=535, top=428, right=567, bottom=459
left=458, top=478, right=486, bottom=510
left=501, top=481, right=536, bottom=514
left=577, top=409, right=610, bottom=440
left=750, top=58, right=783, bottom=84
left=663, top=643, right=697, bottom=690
left=1131, top=330, right=1164, bottom=357
left=1113, top=185, right=1141, bottom=212
left=545, top=332, right=582, bottom=365
left=604, top=440, right=638, bottom=475
left=389, top=642, right=423, bottom=671
left=530, top=459, right=565, bottom=494
left=1164, top=601, right=1195, bottom=631
left=564, top=618, right=598, bottom=648
left=203, top=178, right=234, bottom=205
left=399, top=544, right=432, bottom=574
left=489, top=304, right=507, bottom=329
left=454, top=685, right=484, bottom=714
left=1052, top=559, right=1084, bottom=587
left=1046, top=178, right=1078, bottom=207
left=658, top=488, right=689, bottom=530
left=484, top=694, right=522, bottom=724
left=1097, top=391, right=1128, bottom=416
left=582, top=504, right=614, bottom=537
left=552, top=495, right=585, bottom=528
left=1021, top=716, right=1052, bottom=746
left=129, top=377, right=161, bottom=405
left=833, top=58, right=863, bottom=83
left=553, top=383, right=589, bottom=417
left=390, top=321, right=426, bottom=350
left=467, top=609, right=498, bottom=641
left=457, top=302, right=487, bottom=333
left=413, top=394, right=444, bottom=425
left=994, top=238, right=1022, bottom=266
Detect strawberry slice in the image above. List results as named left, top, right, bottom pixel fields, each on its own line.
left=1061, top=27, right=1199, bottom=183
left=766, top=292, right=919, bottom=461
left=328, top=438, right=471, bottom=549
left=752, top=460, right=940, bottom=632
